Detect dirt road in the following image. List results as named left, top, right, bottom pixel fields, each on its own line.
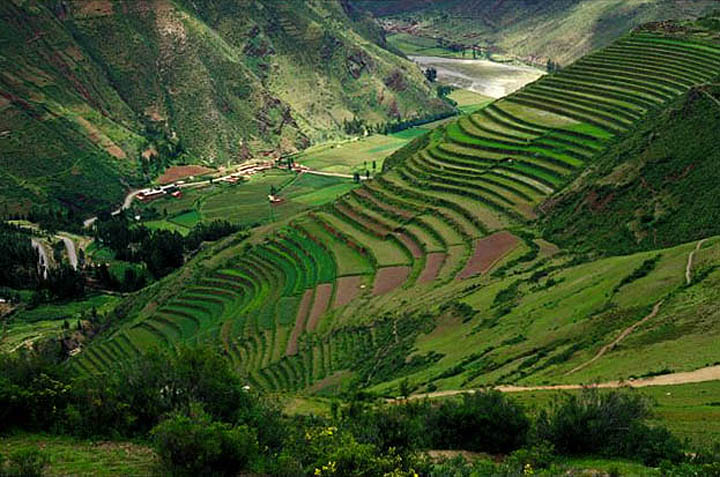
left=30, top=238, right=50, bottom=279
left=405, top=364, right=720, bottom=400
left=59, top=235, right=78, bottom=269
left=83, top=189, right=143, bottom=228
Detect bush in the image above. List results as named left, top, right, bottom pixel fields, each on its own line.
left=151, top=404, right=257, bottom=476
left=428, top=390, right=530, bottom=453
left=535, top=389, right=683, bottom=465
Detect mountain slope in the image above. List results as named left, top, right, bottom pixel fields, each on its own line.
left=353, top=0, right=718, bottom=65
left=0, top=0, right=446, bottom=217
left=543, top=84, right=720, bottom=256
left=71, top=14, right=720, bottom=397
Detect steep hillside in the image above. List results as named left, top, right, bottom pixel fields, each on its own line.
left=71, top=14, right=720, bottom=397
left=353, top=0, right=717, bottom=65
left=543, top=84, right=720, bottom=256
left=0, top=0, right=446, bottom=217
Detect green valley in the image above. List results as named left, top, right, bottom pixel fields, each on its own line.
left=3, top=3, right=720, bottom=476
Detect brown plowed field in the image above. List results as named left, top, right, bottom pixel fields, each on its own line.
left=286, top=289, right=313, bottom=356
left=418, top=253, right=446, bottom=283
left=306, top=284, right=333, bottom=331
left=332, top=276, right=364, bottom=308
left=158, top=165, right=213, bottom=184
left=372, top=266, right=411, bottom=295
left=457, top=231, right=519, bottom=279
left=395, top=233, right=423, bottom=258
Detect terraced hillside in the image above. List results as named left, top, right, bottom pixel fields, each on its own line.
left=74, top=23, right=720, bottom=394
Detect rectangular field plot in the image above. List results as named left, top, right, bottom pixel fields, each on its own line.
left=295, top=135, right=407, bottom=175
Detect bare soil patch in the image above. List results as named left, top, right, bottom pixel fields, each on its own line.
left=395, top=233, right=423, bottom=258
left=418, top=253, right=446, bottom=284
left=286, top=289, right=313, bottom=356
left=72, top=0, right=114, bottom=17
left=158, top=165, right=213, bottom=184
left=306, top=284, right=332, bottom=331
left=457, top=231, right=519, bottom=279
left=373, top=266, right=410, bottom=295
left=75, top=116, right=126, bottom=159
left=142, top=146, right=158, bottom=160
left=332, top=276, right=364, bottom=308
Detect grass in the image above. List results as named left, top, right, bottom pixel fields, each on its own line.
left=295, top=135, right=407, bottom=175
left=387, top=33, right=471, bottom=59
left=60, top=25, right=720, bottom=439
left=449, top=89, right=494, bottom=114
left=0, top=433, right=157, bottom=476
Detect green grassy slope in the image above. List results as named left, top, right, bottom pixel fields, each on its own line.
left=543, top=84, right=720, bottom=255
left=69, top=15, right=720, bottom=400
left=353, top=0, right=717, bottom=65
left=0, top=0, right=447, bottom=217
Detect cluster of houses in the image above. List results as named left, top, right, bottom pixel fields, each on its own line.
left=221, top=161, right=275, bottom=184
left=134, top=158, right=317, bottom=207
left=136, top=184, right=183, bottom=203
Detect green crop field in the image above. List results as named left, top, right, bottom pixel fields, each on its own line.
left=295, top=135, right=408, bottom=174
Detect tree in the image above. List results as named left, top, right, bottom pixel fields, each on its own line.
left=353, top=172, right=361, bottom=183
left=424, top=67, right=437, bottom=82
left=398, top=378, right=411, bottom=399
left=365, top=170, right=370, bottom=179
left=372, top=161, right=376, bottom=171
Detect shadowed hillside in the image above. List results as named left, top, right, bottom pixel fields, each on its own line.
left=0, top=0, right=447, bottom=217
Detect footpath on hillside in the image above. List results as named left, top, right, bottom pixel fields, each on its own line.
left=404, top=238, right=717, bottom=400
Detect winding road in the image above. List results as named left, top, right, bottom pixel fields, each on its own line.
left=59, top=235, right=79, bottom=270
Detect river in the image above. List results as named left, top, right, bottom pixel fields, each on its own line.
left=410, top=56, right=545, bottom=99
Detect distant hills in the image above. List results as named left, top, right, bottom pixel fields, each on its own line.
left=353, top=0, right=718, bottom=65
left=0, top=0, right=446, bottom=217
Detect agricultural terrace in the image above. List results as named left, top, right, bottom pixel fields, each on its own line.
left=73, top=30, right=720, bottom=394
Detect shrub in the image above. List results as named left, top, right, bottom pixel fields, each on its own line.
left=535, top=389, right=683, bottom=465
left=151, top=404, right=257, bottom=477
left=428, top=390, right=530, bottom=453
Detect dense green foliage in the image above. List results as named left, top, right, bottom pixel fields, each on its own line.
left=1, top=345, right=706, bottom=476
left=536, top=389, right=683, bottom=466
left=93, top=214, right=243, bottom=279
left=0, top=224, right=38, bottom=289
